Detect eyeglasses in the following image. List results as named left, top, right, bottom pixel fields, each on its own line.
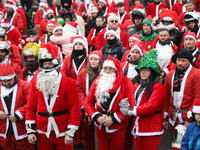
left=110, top=20, right=118, bottom=23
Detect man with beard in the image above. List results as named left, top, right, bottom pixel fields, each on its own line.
left=87, top=16, right=106, bottom=53
left=58, top=0, right=77, bottom=21
left=151, top=28, right=178, bottom=76
left=126, top=9, right=145, bottom=36
left=4, top=0, right=24, bottom=34
left=84, top=57, right=134, bottom=150
left=18, top=43, right=40, bottom=82
left=39, top=21, right=54, bottom=45
left=163, top=49, right=200, bottom=134
left=139, top=15, right=159, bottom=54
left=98, top=0, right=113, bottom=24
left=25, top=42, right=81, bottom=150
left=52, top=0, right=62, bottom=18
left=172, top=0, right=188, bottom=16
left=0, top=63, right=31, bottom=150
left=180, top=12, right=200, bottom=49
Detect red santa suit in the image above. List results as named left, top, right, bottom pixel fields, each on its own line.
left=16, top=6, right=27, bottom=38
left=18, top=67, right=38, bottom=83
left=164, top=65, right=200, bottom=131
left=110, top=0, right=129, bottom=13
left=123, top=19, right=134, bottom=31
left=0, top=64, right=31, bottom=149
left=131, top=82, right=167, bottom=150
left=6, top=26, right=22, bottom=46
left=84, top=57, right=134, bottom=150
left=10, top=44, right=23, bottom=68
left=34, top=9, right=44, bottom=26
left=95, top=27, right=129, bottom=50
left=177, top=11, right=187, bottom=31
left=118, top=11, right=130, bottom=25
left=172, top=2, right=187, bottom=16
left=146, top=2, right=168, bottom=18
left=167, top=0, right=178, bottom=10
left=52, top=3, right=59, bottom=18
left=39, top=34, right=49, bottom=45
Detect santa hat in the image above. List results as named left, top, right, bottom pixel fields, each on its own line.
left=160, top=10, right=177, bottom=26
left=40, top=1, right=48, bottom=8
left=0, top=8, right=4, bottom=16
left=99, top=0, right=106, bottom=4
left=5, top=0, right=15, bottom=9
left=184, top=32, right=197, bottom=43
left=72, top=36, right=86, bottom=48
left=130, top=41, right=143, bottom=56
left=193, top=99, right=200, bottom=113
left=43, top=43, right=59, bottom=65
left=68, top=36, right=76, bottom=48
left=46, top=9, right=54, bottom=16
left=46, top=21, right=54, bottom=29
left=89, top=50, right=104, bottom=62
left=64, top=22, right=78, bottom=31
left=129, top=33, right=141, bottom=42
left=103, top=58, right=118, bottom=70
left=0, top=18, right=10, bottom=28
left=90, top=5, right=98, bottom=13
left=0, top=63, right=15, bottom=80
left=107, top=14, right=119, bottom=23
left=104, top=30, right=119, bottom=39
left=53, top=23, right=63, bottom=34
left=142, top=15, right=152, bottom=25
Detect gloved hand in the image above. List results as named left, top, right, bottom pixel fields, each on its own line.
left=119, top=98, right=134, bottom=116
left=119, top=98, right=130, bottom=108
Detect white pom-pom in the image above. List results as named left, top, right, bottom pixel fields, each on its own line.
left=52, top=59, right=58, bottom=65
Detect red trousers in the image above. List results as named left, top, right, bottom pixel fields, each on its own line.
left=74, top=121, right=84, bottom=144
left=0, top=134, right=31, bottom=150
left=96, top=126, right=126, bottom=150
left=82, top=123, right=95, bottom=150
left=124, top=126, right=134, bottom=150
left=134, top=135, right=162, bottom=150
left=37, top=131, right=73, bottom=150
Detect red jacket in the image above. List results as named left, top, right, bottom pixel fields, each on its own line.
left=52, top=3, right=59, bottom=18
left=123, top=19, right=134, bottom=31
left=26, top=72, right=81, bottom=137
left=172, top=2, right=187, bottom=16
left=121, top=50, right=130, bottom=63
left=39, top=34, right=48, bottom=44
left=6, top=26, right=22, bottom=46
left=39, top=19, right=53, bottom=39
left=177, top=11, right=187, bottom=31
left=118, top=11, right=130, bottom=25
left=147, top=2, right=168, bottom=18
left=18, top=67, right=39, bottom=83
left=87, top=27, right=105, bottom=47
left=95, top=27, right=129, bottom=50
left=0, top=79, right=30, bottom=140
left=16, top=6, right=27, bottom=38
left=34, top=9, right=43, bottom=26
left=164, top=65, right=200, bottom=126
left=4, top=12, right=24, bottom=34
left=110, top=0, right=129, bottom=13
left=10, top=44, right=23, bottom=68
left=131, top=82, right=166, bottom=136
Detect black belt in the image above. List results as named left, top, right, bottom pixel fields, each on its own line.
left=97, top=108, right=113, bottom=116
left=38, top=110, right=69, bottom=117
left=145, top=111, right=163, bottom=117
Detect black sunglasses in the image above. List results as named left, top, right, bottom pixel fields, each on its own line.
left=110, top=20, right=118, bottom=23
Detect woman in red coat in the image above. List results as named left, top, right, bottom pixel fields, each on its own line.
left=77, top=50, right=104, bottom=150
left=120, top=49, right=167, bottom=150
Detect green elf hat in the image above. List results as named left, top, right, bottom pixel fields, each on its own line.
left=135, top=49, right=161, bottom=75
left=142, top=15, right=153, bottom=25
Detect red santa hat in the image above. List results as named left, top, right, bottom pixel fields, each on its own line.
left=184, top=32, right=197, bottom=43
left=104, top=29, right=119, bottom=39
left=0, top=18, right=10, bottom=28
left=0, top=63, right=15, bottom=80
left=43, top=43, right=59, bottom=65
left=103, top=57, right=118, bottom=70
left=99, top=0, right=106, bottom=4
left=160, top=10, right=177, bottom=26
left=107, top=14, right=119, bottom=23
left=90, top=5, right=98, bottom=13
left=68, top=36, right=76, bottom=48
left=64, top=22, right=79, bottom=31
left=46, top=21, right=54, bottom=29
left=0, top=8, right=4, bottom=16
left=5, top=0, right=15, bottom=10
left=72, top=36, right=86, bottom=48
left=40, top=1, right=48, bottom=8
left=193, top=99, right=200, bottom=113
left=129, top=33, right=141, bottom=42
left=130, top=41, right=143, bottom=56
left=89, top=50, right=104, bottom=62
left=53, top=23, right=63, bottom=34
left=45, top=9, right=54, bottom=16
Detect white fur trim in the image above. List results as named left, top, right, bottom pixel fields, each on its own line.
left=130, top=44, right=143, bottom=56
left=89, top=54, right=101, bottom=60
left=40, top=2, right=48, bottom=8
left=0, top=74, right=15, bottom=80
left=5, top=4, right=14, bottom=9
left=72, top=38, right=86, bottom=48
left=103, top=60, right=117, bottom=70
left=193, top=106, right=200, bottom=113
left=64, top=24, right=77, bottom=31
left=46, top=23, right=54, bottom=29
left=113, top=113, right=122, bottom=123
left=68, top=43, right=73, bottom=48
left=46, top=9, right=54, bottom=15
left=1, top=23, right=10, bottom=28
left=104, top=30, right=118, bottom=39
left=107, top=15, right=119, bottom=23
left=164, top=112, right=168, bottom=116
left=129, top=37, right=140, bottom=42
left=184, top=35, right=197, bottom=43
left=52, top=59, right=58, bottom=65
left=99, top=0, right=106, bottom=4
left=67, top=125, right=79, bottom=130
left=53, top=26, right=63, bottom=34
left=133, top=106, right=137, bottom=116
left=15, top=110, right=24, bottom=120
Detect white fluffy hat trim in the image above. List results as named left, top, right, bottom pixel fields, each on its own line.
left=130, top=44, right=143, bottom=56
left=103, top=60, right=117, bottom=70
left=104, top=30, right=119, bottom=39
left=73, top=38, right=86, bottom=48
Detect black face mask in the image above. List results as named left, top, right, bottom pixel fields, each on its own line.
left=107, top=37, right=117, bottom=45
left=25, top=58, right=38, bottom=69
left=32, top=7, right=38, bottom=11
left=47, top=15, right=54, bottom=20
left=182, top=0, right=187, bottom=4
left=62, top=2, right=72, bottom=9
left=74, top=49, right=85, bottom=56
left=154, top=1, right=161, bottom=5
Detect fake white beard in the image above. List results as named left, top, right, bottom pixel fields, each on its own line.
left=95, top=72, right=116, bottom=104
left=36, top=70, right=60, bottom=96
left=160, top=22, right=175, bottom=31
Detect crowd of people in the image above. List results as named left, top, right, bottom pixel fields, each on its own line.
left=0, top=0, right=200, bottom=149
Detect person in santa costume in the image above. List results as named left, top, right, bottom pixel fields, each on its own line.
left=98, top=0, right=113, bottom=24
left=110, top=0, right=129, bottom=13
left=163, top=49, right=200, bottom=135
left=180, top=11, right=200, bottom=49
left=0, top=63, right=31, bottom=150
left=87, top=16, right=106, bottom=53
left=177, top=1, right=196, bottom=32
left=157, top=9, right=183, bottom=48
left=52, top=0, right=62, bottom=19
left=34, top=1, right=48, bottom=26
left=25, top=42, right=81, bottom=150
left=18, top=43, right=40, bottom=82
left=116, top=1, right=130, bottom=26
left=84, top=56, right=134, bottom=150
left=120, top=49, right=167, bottom=150
left=0, top=18, right=22, bottom=46
left=77, top=50, right=104, bottom=150
left=146, top=0, right=168, bottom=18
left=172, top=0, right=189, bottom=16
left=139, top=15, right=159, bottom=54
left=95, top=14, right=129, bottom=50
left=4, top=0, right=24, bottom=34
left=62, top=36, right=87, bottom=79
left=39, top=21, right=54, bottom=45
